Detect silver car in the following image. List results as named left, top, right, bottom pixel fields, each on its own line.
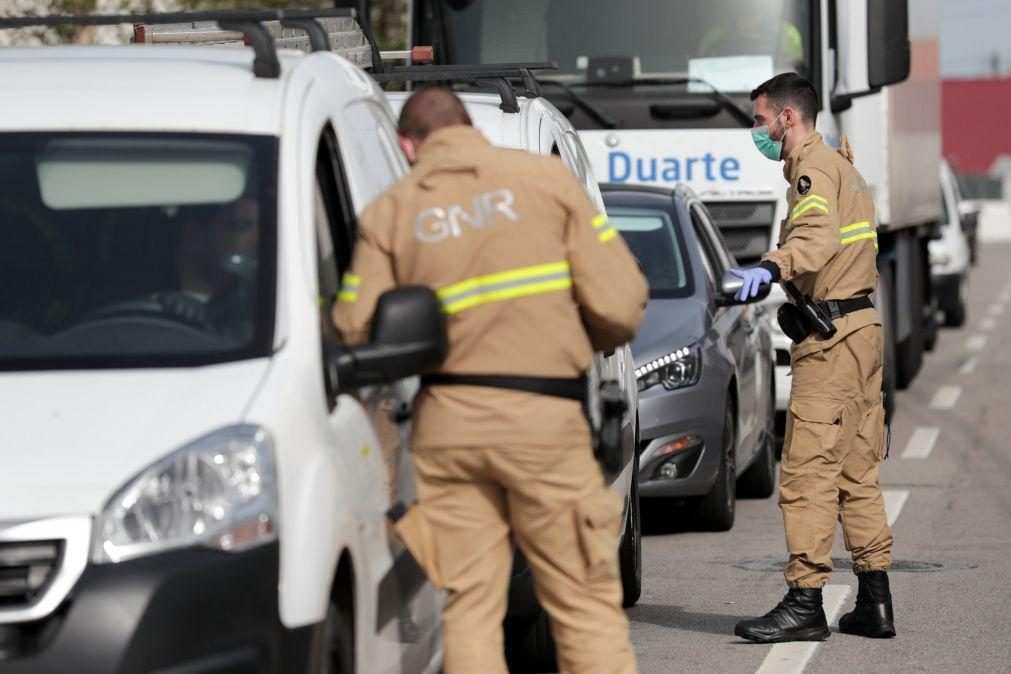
left=602, top=183, right=777, bottom=531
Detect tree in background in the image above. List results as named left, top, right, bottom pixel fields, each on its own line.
left=0, top=0, right=407, bottom=49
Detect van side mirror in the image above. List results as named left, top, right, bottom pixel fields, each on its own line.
left=331, top=286, right=448, bottom=392
left=718, top=269, right=770, bottom=306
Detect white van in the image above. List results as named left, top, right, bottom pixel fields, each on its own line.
left=385, top=69, right=641, bottom=671
left=0, top=10, right=442, bottom=674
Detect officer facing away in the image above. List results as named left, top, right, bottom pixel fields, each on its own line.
left=333, top=87, right=646, bottom=673
left=730, top=73, right=896, bottom=643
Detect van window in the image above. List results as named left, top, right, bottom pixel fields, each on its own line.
left=0, top=133, right=277, bottom=371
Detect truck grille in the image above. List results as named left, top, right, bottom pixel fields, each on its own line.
left=705, top=201, right=777, bottom=265
left=0, top=541, right=60, bottom=607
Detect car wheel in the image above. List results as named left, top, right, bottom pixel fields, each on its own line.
left=319, top=593, right=355, bottom=674
left=619, top=453, right=642, bottom=607
left=698, top=398, right=736, bottom=531
left=943, top=275, right=968, bottom=327
left=504, top=613, right=557, bottom=674
left=738, top=390, right=776, bottom=499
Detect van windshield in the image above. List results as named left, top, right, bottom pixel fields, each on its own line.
left=437, top=0, right=813, bottom=90
left=0, top=133, right=277, bottom=371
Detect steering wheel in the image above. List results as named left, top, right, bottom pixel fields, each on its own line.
left=79, top=292, right=212, bottom=330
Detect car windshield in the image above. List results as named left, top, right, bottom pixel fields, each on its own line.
left=610, top=208, right=692, bottom=299
left=440, top=0, right=813, bottom=90
left=0, top=133, right=277, bottom=370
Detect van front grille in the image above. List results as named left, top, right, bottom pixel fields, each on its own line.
left=0, top=541, right=60, bottom=607
left=705, top=201, right=777, bottom=265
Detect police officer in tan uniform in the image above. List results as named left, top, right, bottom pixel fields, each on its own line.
left=334, top=87, right=645, bottom=673
left=730, top=74, right=896, bottom=643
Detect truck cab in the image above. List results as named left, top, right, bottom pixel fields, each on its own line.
left=0, top=12, right=443, bottom=673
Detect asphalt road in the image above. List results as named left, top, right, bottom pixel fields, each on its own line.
left=628, top=243, right=1011, bottom=673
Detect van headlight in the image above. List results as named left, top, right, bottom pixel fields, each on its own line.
left=635, top=346, right=702, bottom=392
left=93, top=425, right=277, bottom=564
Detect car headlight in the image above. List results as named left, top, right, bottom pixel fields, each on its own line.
left=93, top=425, right=277, bottom=564
left=635, top=346, right=701, bottom=392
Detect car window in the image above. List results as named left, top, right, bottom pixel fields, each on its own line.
left=690, top=203, right=734, bottom=275
left=0, top=132, right=277, bottom=371
left=609, top=207, right=693, bottom=299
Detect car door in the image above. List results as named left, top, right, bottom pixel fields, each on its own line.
left=688, top=200, right=760, bottom=467
left=322, top=104, right=441, bottom=672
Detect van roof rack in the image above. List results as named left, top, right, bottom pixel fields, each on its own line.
left=372, top=62, right=558, bottom=113
left=0, top=8, right=384, bottom=79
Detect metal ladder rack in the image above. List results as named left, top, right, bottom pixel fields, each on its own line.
left=0, top=8, right=384, bottom=79
left=371, top=62, right=559, bottom=113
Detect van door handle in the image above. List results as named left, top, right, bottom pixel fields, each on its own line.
left=743, top=322, right=755, bottom=335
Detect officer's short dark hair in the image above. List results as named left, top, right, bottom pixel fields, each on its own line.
left=750, top=73, right=818, bottom=124
left=398, top=85, right=473, bottom=141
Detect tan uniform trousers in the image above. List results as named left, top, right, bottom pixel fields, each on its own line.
left=398, top=444, right=637, bottom=674
left=780, top=324, right=894, bottom=588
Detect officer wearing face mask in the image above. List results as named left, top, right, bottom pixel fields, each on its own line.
left=731, top=73, right=895, bottom=644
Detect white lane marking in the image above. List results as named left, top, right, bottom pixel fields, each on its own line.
left=883, top=489, right=909, bottom=527
left=901, top=427, right=940, bottom=459
left=966, top=334, right=987, bottom=351
left=755, top=585, right=851, bottom=674
left=930, top=385, right=962, bottom=409
left=989, top=304, right=1004, bottom=317
left=959, top=356, right=979, bottom=374
left=980, top=317, right=996, bottom=331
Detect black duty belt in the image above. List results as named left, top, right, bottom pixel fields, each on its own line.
left=420, top=373, right=588, bottom=402
left=815, top=295, right=874, bottom=321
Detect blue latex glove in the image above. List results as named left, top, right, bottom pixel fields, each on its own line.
left=730, top=266, right=772, bottom=302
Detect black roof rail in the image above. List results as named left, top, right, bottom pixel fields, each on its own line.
left=0, top=8, right=383, bottom=78
left=372, top=62, right=559, bottom=113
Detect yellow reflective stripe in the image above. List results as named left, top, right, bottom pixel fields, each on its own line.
left=337, top=290, right=358, bottom=302
left=841, top=231, right=878, bottom=245
left=791, top=201, right=830, bottom=221
left=840, top=220, right=871, bottom=234
left=599, top=228, right=619, bottom=243
left=337, top=272, right=360, bottom=302
left=791, top=194, right=829, bottom=215
left=591, top=214, right=608, bottom=229
left=437, top=261, right=572, bottom=314
left=341, top=273, right=360, bottom=287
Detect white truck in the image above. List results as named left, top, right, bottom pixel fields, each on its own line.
left=0, top=9, right=444, bottom=673
left=404, top=0, right=943, bottom=419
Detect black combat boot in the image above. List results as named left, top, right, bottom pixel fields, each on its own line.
left=734, top=588, right=830, bottom=643
left=838, top=571, right=896, bottom=638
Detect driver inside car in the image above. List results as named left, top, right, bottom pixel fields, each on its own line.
left=155, top=197, right=260, bottom=336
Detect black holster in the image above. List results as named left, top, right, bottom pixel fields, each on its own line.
left=596, top=381, right=627, bottom=474
left=777, top=302, right=813, bottom=344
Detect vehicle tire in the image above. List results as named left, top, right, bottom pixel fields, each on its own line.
left=697, top=398, right=736, bottom=531
left=943, top=275, right=968, bottom=327
left=895, top=244, right=924, bottom=390
left=738, top=389, right=776, bottom=499
left=319, top=592, right=355, bottom=674
left=504, top=612, right=557, bottom=674
left=619, top=453, right=642, bottom=608
left=876, top=262, right=897, bottom=423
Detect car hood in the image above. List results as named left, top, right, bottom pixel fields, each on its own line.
left=630, top=298, right=708, bottom=365
left=0, top=359, right=270, bottom=521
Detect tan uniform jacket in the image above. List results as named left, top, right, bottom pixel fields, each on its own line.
left=333, top=126, right=648, bottom=449
left=762, top=132, right=880, bottom=361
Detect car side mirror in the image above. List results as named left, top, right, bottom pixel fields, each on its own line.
left=718, top=269, right=771, bottom=306
left=330, top=286, right=448, bottom=392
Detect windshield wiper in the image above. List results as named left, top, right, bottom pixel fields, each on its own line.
left=582, top=76, right=753, bottom=128
left=536, top=79, right=619, bottom=129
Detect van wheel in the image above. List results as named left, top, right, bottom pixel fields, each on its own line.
left=738, top=391, right=776, bottom=499
left=619, top=454, right=642, bottom=607
left=319, top=593, right=355, bottom=674
left=504, top=612, right=557, bottom=673
left=698, top=399, right=736, bottom=531
left=943, top=275, right=968, bottom=327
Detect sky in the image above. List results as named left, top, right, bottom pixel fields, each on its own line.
left=940, top=0, right=1011, bottom=78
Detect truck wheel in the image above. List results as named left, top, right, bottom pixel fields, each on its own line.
left=895, top=244, right=925, bottom=389
left=619, top=454, right=642, bottom=607
left=697, top=400, right=736, bottom=531
left=504, top=613, right=557, bottom=673
left=875, top=263, right=897, bottom=423
left=943, top=275, right=968, bottom=327
left=319, top=592, right=355, bottom=674
left=738, top=390, right=776, bottom=499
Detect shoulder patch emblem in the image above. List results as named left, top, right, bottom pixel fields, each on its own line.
left=797, top=175, right=811, bottom=195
